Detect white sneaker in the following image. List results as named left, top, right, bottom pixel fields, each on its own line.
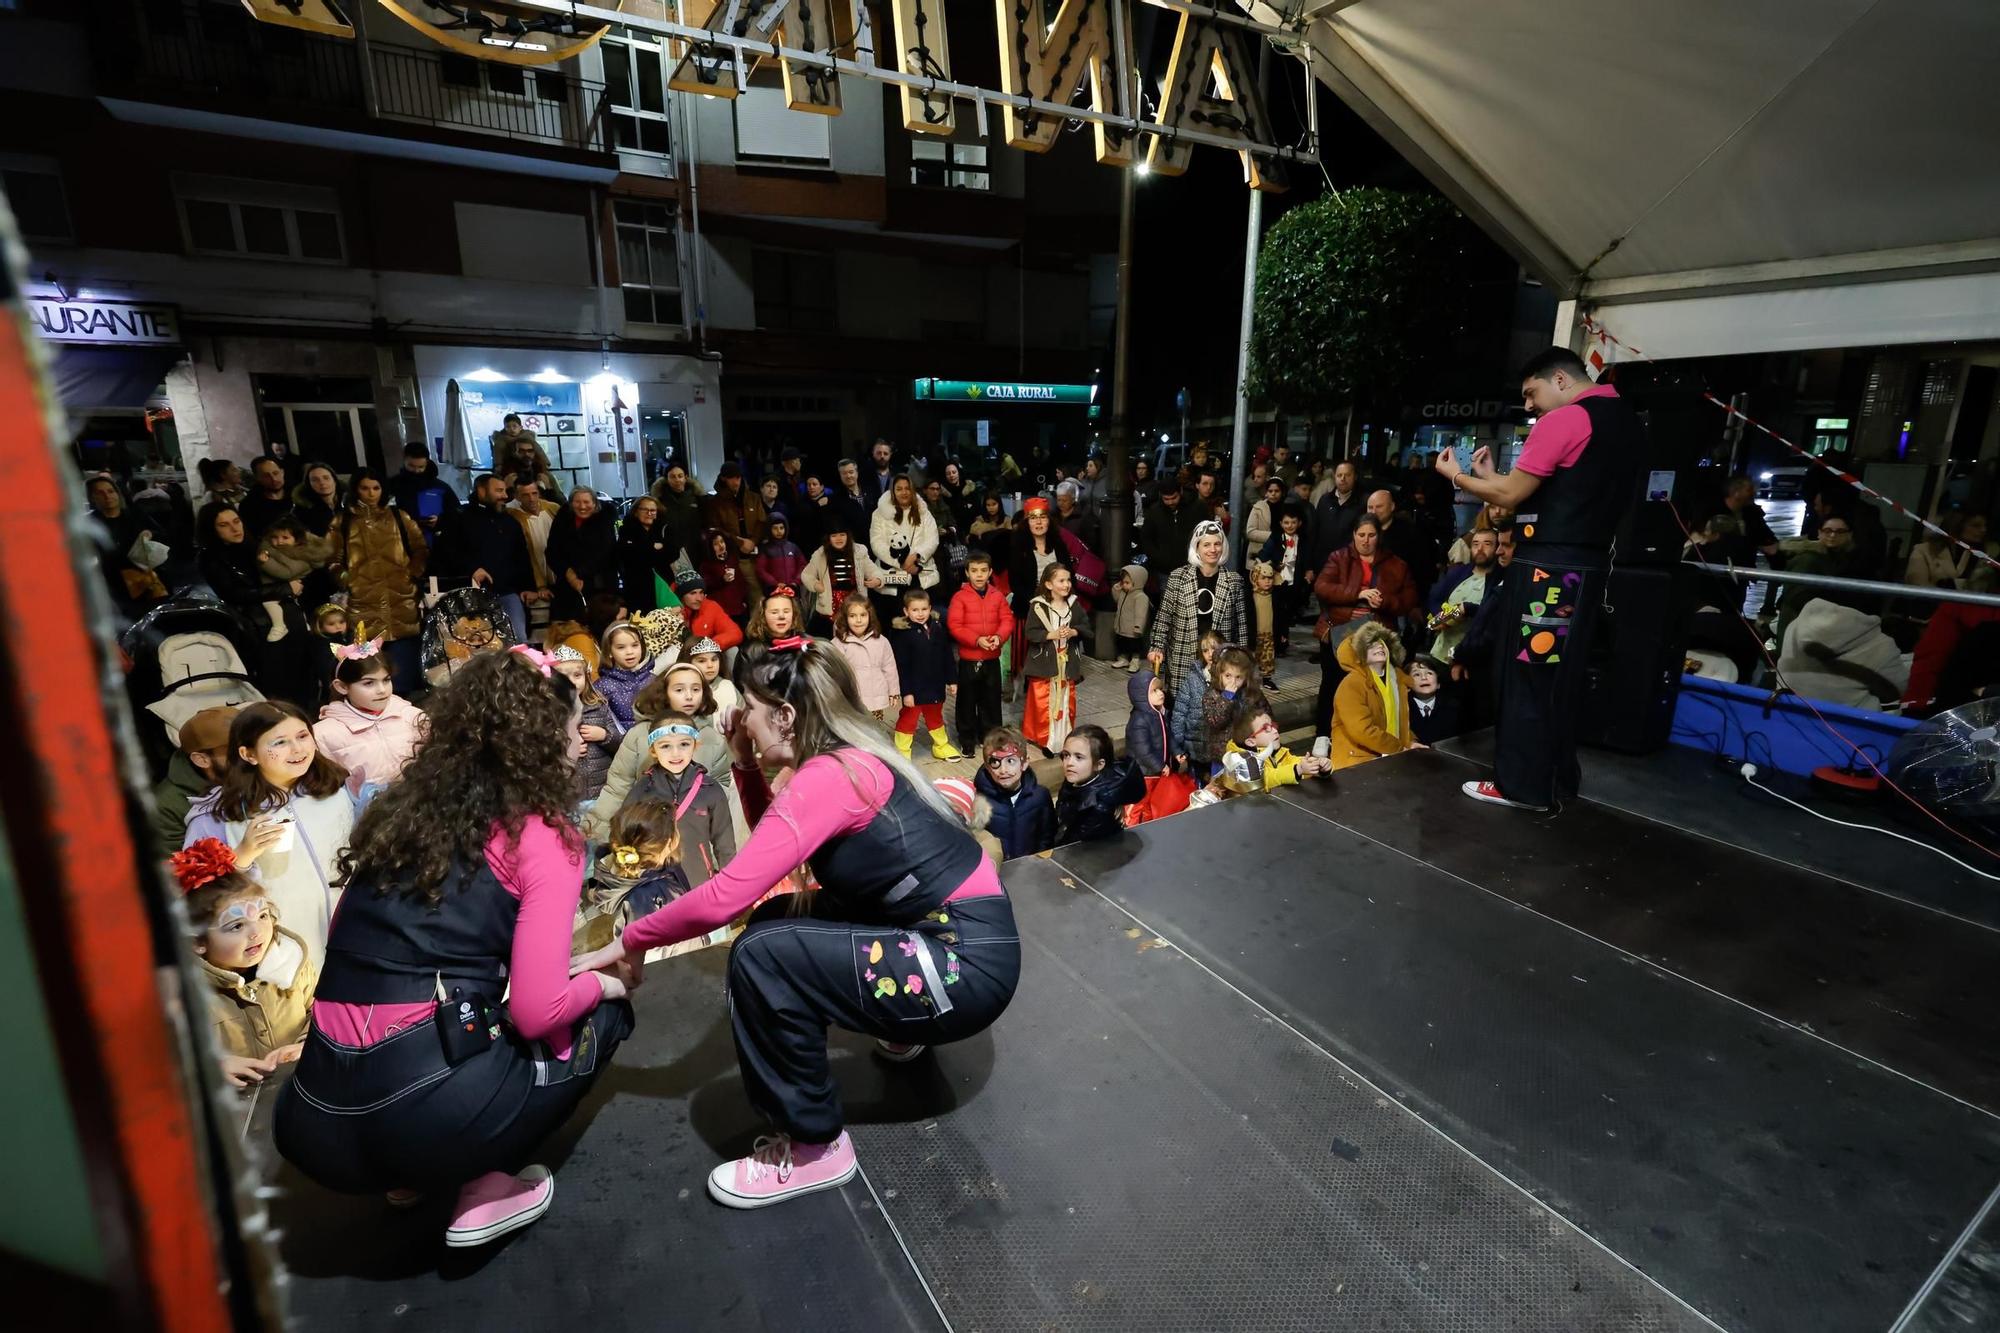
left=875, top=1039, right=928, bottom=1063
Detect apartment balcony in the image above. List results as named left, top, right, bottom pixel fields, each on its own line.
left=95, top=1, right=619, bottom=179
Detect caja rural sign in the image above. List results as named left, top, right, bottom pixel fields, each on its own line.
left=913, top=379, right=1098, bottom=404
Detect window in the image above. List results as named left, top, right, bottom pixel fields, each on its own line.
left=753, top=248, right=836, bottom=332
left=615, top=200, right=684, bottom=327
left=176, top=175, right=345, bottom=263
left=734, top=84, right=831, bottom=165
left=0, top=157, right=73, bottom=242
left=911, top=140, right=990, bottom=191
left=604, top=34, right=673, bottom=157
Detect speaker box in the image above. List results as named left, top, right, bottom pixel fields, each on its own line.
left=1580, top=565, right=1692, bottom=754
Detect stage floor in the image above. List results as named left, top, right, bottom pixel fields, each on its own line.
left=258, top=740, right=2000, bottom=1332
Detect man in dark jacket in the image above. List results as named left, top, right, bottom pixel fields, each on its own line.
left=239, top=455, right=295, bottom=538
left=1310, top=460, right=1362, bottom=573
left=1367, top=488, right=1440, bottom=604
left=432, top=472, right=536, bottom=642
left=387, top=442, right=459, bottom=545
left=826, top=458, right=874, bottom=542
left=1140, top=478, right=1202, bottom=574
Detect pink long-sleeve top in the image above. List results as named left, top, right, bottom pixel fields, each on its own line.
left=312, top=817, right=604, bottom=1058
left=621, top=751, right=1003, bottom=953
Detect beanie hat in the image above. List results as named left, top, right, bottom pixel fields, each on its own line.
left=933, top=777, right=977, bottom=824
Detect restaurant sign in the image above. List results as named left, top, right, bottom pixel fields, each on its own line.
left=28, top=296, right=181, bottom=346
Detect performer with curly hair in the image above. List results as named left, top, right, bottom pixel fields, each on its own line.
left=573, top=640, right=1019, bottom=1210
left=274, top=647, right=635, bottom=1249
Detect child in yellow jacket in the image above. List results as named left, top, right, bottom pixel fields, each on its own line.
left=1218, top=707, right=1331, bottom=795
left=171, top=838, right=318, bottom=1088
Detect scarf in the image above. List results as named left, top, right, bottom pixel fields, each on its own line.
left=1370, top=667, right=1399, bottom=737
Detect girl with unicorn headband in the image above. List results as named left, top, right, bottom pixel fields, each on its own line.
left=313, top=627, right=430, bottom=805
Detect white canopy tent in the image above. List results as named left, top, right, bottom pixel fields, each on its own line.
left=1285, top=0, right=2000, bottom=359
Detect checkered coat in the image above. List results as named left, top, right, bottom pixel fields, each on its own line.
left=1148, top=564, right=1249, bottom=700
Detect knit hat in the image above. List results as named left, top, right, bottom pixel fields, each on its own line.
left=933, top=777, right=976, bottom=824
left=674, top=569, right=706, bottom=594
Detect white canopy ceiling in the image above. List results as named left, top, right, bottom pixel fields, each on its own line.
left=1294, top=0, right=2000, bottom=354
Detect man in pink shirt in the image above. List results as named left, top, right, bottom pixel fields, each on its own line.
left=1434, top=347, right=1644, bottom=811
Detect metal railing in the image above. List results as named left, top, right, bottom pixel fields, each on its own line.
left=125, top=3, right=610, bottom=155
left=1686, top=560, right=2000, bottom=610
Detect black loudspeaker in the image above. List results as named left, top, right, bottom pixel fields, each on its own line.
left=1580, top=565, right=1692, bottom=754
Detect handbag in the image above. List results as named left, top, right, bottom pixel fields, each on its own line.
left=1124, top=770, right=1197, bottom=827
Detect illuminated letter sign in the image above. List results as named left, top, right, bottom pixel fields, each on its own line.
left=1148, top=12, right=1284, bottom=191
left=668, top=0, right=847, bottom=112
left=890, top=0, right=955, bottom=134
left=991, top=0, right=1132, bottom=166
left=913, top=378, right=1096, bottom=405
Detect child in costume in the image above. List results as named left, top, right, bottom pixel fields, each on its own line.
left=551, top=644, right=623, bottom=802
left=1248, top=559, right=1280, bottom=692
left=314, top=635, right=428, bottom=801
left=1021, top=562, right=1083, bottom=755
left=974, top=726, right=1054, bottom=858
left=596, top=621, right=654, bottom=731
left=889, top=587, right=963, bottom=761
left=622, top=715, right=737, bottom=882
left=1219, top=706, right=1330, bottom=795
left=171, top=836, right=317, bottom=1088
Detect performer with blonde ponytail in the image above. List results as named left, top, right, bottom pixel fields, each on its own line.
left=573, top=638, right=1020, bottom=1209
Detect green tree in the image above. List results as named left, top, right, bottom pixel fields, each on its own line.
left=1248, top=188, right=1478, bottom=417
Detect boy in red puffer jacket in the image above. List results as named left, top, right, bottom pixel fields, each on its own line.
left=947, top=552, right=1014, bottom=755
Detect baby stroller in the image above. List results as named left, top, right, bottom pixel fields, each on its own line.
left=121, top=596, right=267, bottom=780
left=421, top=586, right=522, bottom=689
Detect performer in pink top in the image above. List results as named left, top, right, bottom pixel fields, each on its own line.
left=574, top=638, right=1021, bottom=1209
left=274, top=648, right=634, bottom=1250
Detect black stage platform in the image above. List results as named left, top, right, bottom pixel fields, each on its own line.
left=260, top=740, right=2000, bottom=1332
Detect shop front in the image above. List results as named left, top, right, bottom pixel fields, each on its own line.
left=27, top=286, right=190, bottom=489
left=909, top=376, right=1099, bottom=475
left=411, top=346, right=724, bottom=499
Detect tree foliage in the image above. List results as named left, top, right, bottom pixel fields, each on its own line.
left=1248, top=188, right=1479, bottom=417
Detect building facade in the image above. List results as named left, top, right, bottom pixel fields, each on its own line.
left=2, top=0, right=1120, bottom=499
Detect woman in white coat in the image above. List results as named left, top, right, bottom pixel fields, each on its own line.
left=869, top=475, right=940, bottom=624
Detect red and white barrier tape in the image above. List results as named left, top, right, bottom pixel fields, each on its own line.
left=1576, top=313, right=1999, bottom=572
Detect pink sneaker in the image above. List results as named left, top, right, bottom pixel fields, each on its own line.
left=444, top=1166, right=554, bottom=1248
left=1461, top=779, right=1548, bottom=812
left=707, top=1133, right=858, bottom=1209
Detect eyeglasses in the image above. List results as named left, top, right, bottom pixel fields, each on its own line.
left=1821, top=525, right=1851, bottom=535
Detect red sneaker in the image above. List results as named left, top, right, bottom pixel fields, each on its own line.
left=707, top=1133, right=858, bottom=1209
left=1461, top=780, right=1548, bottom=812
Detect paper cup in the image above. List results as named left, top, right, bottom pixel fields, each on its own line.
left=267, top=815, right=296, bottom=855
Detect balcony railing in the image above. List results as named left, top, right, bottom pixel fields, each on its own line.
left=121, top=2, right=610, bottom=156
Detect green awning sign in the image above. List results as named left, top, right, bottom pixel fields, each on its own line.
left=913, top=378, right=1097, bottom=405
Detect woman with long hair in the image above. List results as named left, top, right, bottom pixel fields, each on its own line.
left=868, top=474, right=940, bottom=623
left=183, top=700, right=354, bottom=963
left=290, top=462, right=344, bottom=537
left=274, top=649, right=634, bottom=1248
left=573, top=640, right=1019, bottom=1209
left=88, top=473, right=169, bottom=613
left=332, top=468, right=427, bottom=695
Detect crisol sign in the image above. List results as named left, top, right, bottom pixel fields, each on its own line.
left=28, top=296, right=181, bottom=346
